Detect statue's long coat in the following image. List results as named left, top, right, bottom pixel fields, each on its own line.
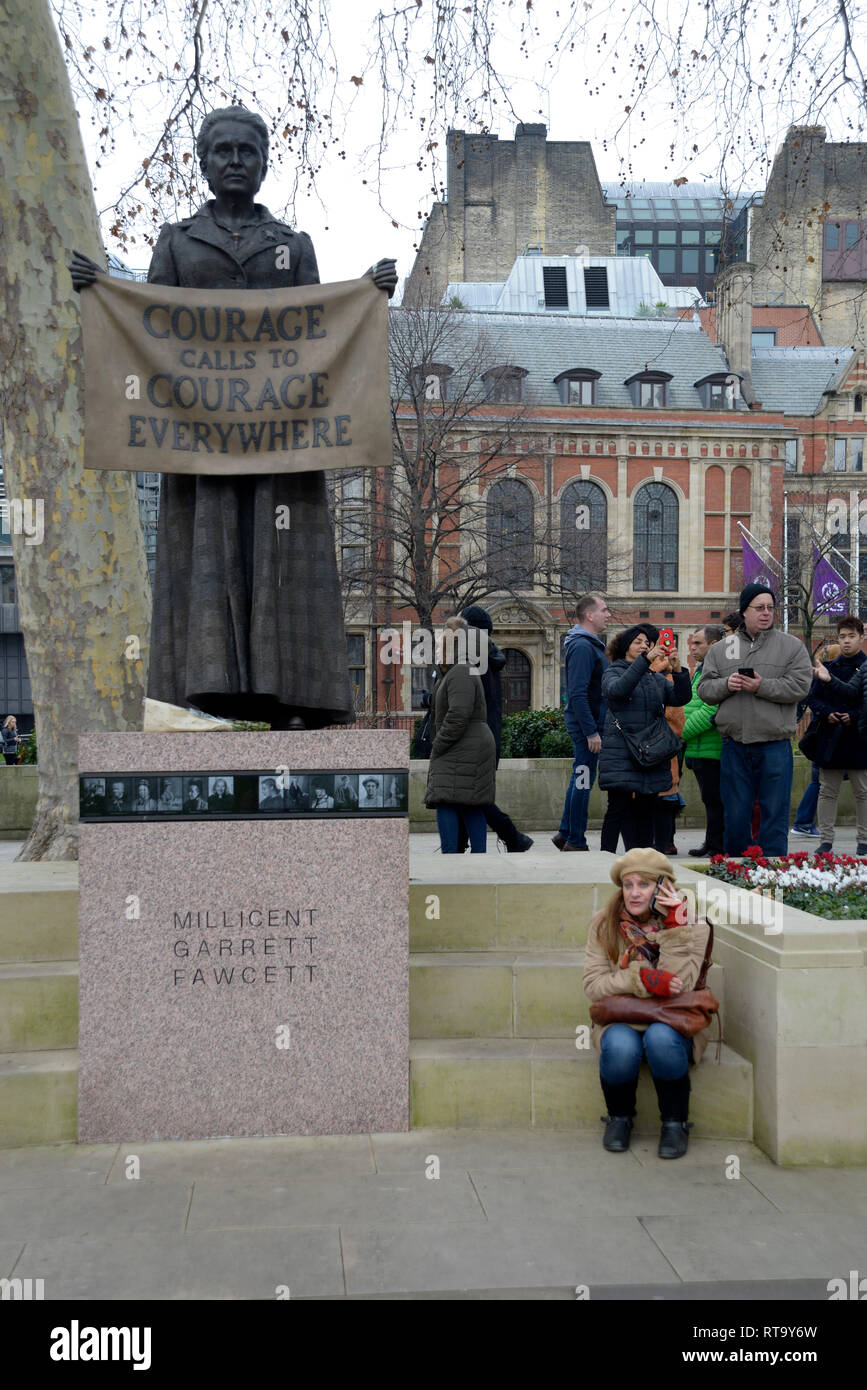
left=146, top=201, right=352, bottom=728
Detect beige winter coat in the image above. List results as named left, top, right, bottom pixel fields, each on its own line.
left=583, top=911, right=713, bottom=1065
left=697, top=626, right=813, bottom=744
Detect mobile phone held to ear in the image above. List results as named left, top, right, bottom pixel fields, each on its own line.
left=649, top=874, right=667, bottom=916
left=659, top=628, right=675, bottom=651
left=738, top=667, right=755, bottom=678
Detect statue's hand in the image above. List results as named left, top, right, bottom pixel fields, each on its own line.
left=68, top=251, right=104, bottom=292
left=367, top=258, right=398, bottom=298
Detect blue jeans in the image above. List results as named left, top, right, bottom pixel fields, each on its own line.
left=793, top=761, right=820, bottom=829
left=436, top=805, right=487, bottom=853
left=720, top=737, right=793, bottom=857
left=558, top=735, right=598, bottom=847
left=600, top=1022, right=692, bottom=1082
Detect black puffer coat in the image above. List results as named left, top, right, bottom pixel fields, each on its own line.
left=598, top=656, right=692, bottom=794
left=805, top=651, right=867, bottom=768
left=424, top=663, right=497, bottom=807
left=822, top=660, right=867, bottom=747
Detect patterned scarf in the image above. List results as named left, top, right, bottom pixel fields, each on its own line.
left=618, top=915, right=661, bottom=970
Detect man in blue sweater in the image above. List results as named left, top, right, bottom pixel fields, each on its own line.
left=553, top=593, right=611, bottom=851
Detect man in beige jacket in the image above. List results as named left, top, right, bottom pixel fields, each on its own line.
left=697, top=583, right=813, bottom=856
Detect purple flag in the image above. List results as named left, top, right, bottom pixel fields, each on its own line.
left=741, top=534, right=780, bottom=595
left=812, top=547, right=848, bottom=616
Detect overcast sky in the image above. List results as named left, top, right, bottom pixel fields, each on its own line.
left=64, top=0, right=864, bottom=292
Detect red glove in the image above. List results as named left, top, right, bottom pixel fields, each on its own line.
left=640, top=967, right=678, bottom=997
left=663, top=900, right=688, bottom=928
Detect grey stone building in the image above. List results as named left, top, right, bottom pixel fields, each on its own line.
left=735, top=126, right=867, bottom=346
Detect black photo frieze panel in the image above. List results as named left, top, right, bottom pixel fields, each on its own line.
left=79, top=769, right=410, bottom=821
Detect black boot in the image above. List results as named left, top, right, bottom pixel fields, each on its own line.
left=600, top=1078, right=637, bottom=1152
left=652, top=1073, right=692, bottom=1159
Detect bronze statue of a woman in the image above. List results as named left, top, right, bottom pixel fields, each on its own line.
left=71, top=107, right=396, bottom=730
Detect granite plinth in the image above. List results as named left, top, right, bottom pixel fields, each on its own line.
left=77, top=733, right=409, bottom=1142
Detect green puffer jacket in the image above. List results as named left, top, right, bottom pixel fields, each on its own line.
left=682, top=667, right=721, bottom=761
left=424, top=663, right=497, bottom=808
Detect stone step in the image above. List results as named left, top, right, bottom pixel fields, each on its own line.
left=409, top=950, right=725, bottom=1040
left=0, top=961, right=79, bottom=1052
left=0, top=864, right=79, bottom=962
left=409, top=1039, right=751, bottom=1136
left=0, top=1050, right=78, bottom=1149
left=410, top=882, right=606, bottom=951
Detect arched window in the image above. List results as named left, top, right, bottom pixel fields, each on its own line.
left=554, top=368, right=601, bottom=406
left=486, top=479, right=534, bottom=588
left=634, top=482, right=678, bottom=590
left=482, top=365, right=528, bottom=404
left=560, top=481, right=607, bottom=590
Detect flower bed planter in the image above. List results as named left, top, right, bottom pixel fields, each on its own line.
left=702, top=846, right=867, bottom=920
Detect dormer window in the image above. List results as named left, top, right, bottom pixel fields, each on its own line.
left=482, top=366, right=528, bottom=404
left=554, top=368, right=600, bottom=406
left=410, top=363, right=453, bottom=402
left=625, top=371, right=672, bottom=408
left=694, top=373, right=740, bottom=409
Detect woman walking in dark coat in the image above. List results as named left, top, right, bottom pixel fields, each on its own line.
left=598, top=625, right=691, bottom=850
left=424, top=616, right=497, bottom=853
left=455, top=605, right=533, bottom=852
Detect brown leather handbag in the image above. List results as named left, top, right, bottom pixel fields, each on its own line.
left=589, top=920, right=721, bottom=1055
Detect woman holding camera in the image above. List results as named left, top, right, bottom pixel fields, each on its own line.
left=582, top=848, right=713, bottom=1158
left=597, top=625, right=691, bottom=851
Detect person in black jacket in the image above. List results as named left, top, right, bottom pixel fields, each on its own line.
left=453, top=606, right=533, bottom=852
left=598, top=625, right=692, bottom=850
left=809, top=615, right=867, bottom=854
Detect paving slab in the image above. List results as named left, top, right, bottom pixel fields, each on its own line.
left=333, top=1278, right=832, bottom=1301
left=0, top=1179, right=192, bottom=1240
left=627, top=1135, right=776, bottom=1171
left=341, top=1214, right=680, bottom=1295
left=469, top=1166, right=778, bottom=1222
left=103, top=1134, right=375, bottom=1185
left=371, top=1127, right=625, bottom=1173
left=186, top=1172, right=485, bottom=1232
left=641, top=1212, right=867, bottom=1283
left=736, top=1165, right=867, bottom=1215
left=0, top=1241, right=25, bottom=1277
left=0, top=1143, right=118, bottom=1190
left=9, top=1228, right=343, bottom=1300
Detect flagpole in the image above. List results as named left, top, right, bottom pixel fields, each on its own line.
left=739, top=522, right=783, bottom=571
left=855, top=490, right=861, bottom=619
left=782, top=497, right=788, bottom=632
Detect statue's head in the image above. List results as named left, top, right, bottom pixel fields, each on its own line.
left=197, top=107, right=269, bottom=197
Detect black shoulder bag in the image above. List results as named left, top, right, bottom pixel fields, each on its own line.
left=610, top=705, right=682, bottom=769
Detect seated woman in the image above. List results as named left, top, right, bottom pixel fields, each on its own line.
left=582, top=848, right=713, bottom=1158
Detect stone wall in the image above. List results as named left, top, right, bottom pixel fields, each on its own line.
left=410, top=753, right=852, bottom=829
left=0, top=765, right=37, bottom=838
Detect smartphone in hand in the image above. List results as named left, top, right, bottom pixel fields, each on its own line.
left=659, top=628, right=675, bottom=652
left=737, top=667, right=755, bottom=678
left=649, top=874, right=667, bottom=917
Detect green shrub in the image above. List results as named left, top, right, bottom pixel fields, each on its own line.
left=539, top=726, right=573, bottom=758
left=501, top=706, right=567, bottom=758
left=18, top=729, right=36, bottom=764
